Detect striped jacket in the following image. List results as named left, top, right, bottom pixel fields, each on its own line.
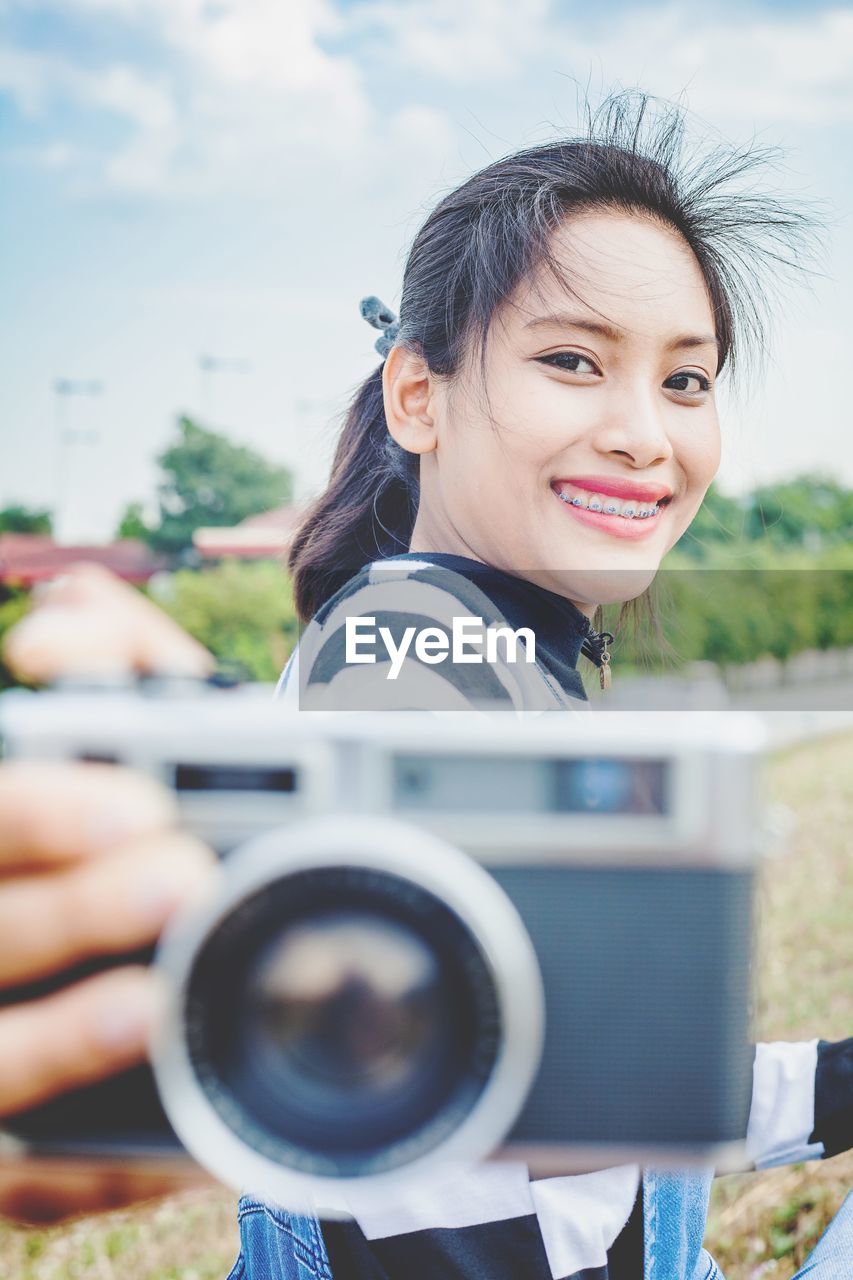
left=278, top=553, right=593, bottom=712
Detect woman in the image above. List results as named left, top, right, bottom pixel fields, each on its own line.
left=2, top=92, right=845, bottom=1279
left=237, top=95, right=853, bottom=1279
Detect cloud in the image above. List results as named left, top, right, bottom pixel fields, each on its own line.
left=0, top=47, right=175, bottom=129
left=0, top=0, right=374, bottom=194
left=167, top=0, right=345, bottom=91
left=349, top=0, right=553, bottom=83
left=0, top=42, right=180, bottom=190
left=88, top=63, right=175, bottom=129
left=604, top=6, right=853, bottom=126
left=1, top=53, right=176, bottom=132
left=350, top=1, right=853, bottom=126
left=0, top=46, right=51, bottom=115
left=2, top=0, right=853, bottom=203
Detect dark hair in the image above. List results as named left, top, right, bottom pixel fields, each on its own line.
left=289, top=91, right=814, bottom=622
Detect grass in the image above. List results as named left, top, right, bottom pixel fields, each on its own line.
left=0, top=1192, right=239, bottom=1280
left=704, top=729, right=853, bottom=1279
left=1, top=732, right=851, bottom=1279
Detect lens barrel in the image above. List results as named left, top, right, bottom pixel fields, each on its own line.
left=152, top=817, right=544, bottom=1209
left=186, top=865, right=502, bottom=1176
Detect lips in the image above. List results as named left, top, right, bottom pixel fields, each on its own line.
left=550, top=475, right=674, bottom=540
left=553, top=494, right=665, bottom=539
left=554, top=475, right=674, bottom=503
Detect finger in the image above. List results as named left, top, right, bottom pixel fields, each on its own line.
left=0, top=832, right=217, bottom=987
left=0, top=966, right=162, bottom=1115
left=3, top=563, right=213, bottom=681
left=0, top=762, right=177, bottom=871
left=0, top=1158, right=217, bottom=1225
left=30, top=563, right=161, bottom=614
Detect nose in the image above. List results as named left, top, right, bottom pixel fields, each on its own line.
left=592, top=386, right=674, bottom=470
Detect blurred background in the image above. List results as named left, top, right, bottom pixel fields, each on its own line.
left=1, top=0, right=852, bottom=702
left=0, top=4, right=851, bottom=1276
left=2, top=0, right=853, bottom=524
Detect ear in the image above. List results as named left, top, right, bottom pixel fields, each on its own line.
left=382, top=346, right=439, bottom=455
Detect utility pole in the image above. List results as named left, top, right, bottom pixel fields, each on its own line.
left=197, top=355, right=251, bottom=424
left=53, top=378, right=104, bottom=543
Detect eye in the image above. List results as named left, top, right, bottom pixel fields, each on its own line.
left=665, top=370, right=712, bottom=397
left=537, top=351, right=601, bottom=376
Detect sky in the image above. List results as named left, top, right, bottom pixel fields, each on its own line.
left=1, top=0, right=852, bottom=542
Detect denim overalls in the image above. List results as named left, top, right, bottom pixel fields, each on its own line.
left=226, top=1171, right=718, bottom=1279
left=226, top=1174, right=853, bottom=1280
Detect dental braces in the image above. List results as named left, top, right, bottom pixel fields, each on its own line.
left=558, top=492, right=660, bottom=519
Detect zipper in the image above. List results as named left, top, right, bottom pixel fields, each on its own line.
left=581, top=625, right=614, bottom=690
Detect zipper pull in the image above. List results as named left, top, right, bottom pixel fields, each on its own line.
left=580, top=625, right=614, bottom=689
left=598, top=632, right=613, bottom=691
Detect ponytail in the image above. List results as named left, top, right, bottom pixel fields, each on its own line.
left=288, top=366, right=419, bottom=622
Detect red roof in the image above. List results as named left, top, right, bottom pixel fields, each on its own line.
left=238, top=503, right=308, bottom=532
left=193, top=502, right=308, bottom=559
left=0, top=536, right=164, bottom=587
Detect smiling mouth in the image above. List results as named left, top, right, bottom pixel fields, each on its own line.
left=551, top=480, right=674, bottom=521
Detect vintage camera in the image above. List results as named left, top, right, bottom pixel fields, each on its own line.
left=0, top=683, right=763, bottom=1211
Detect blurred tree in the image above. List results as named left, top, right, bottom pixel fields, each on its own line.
left=150, top=559, right=297, bottom=683
left=0, top=506, right=52, bottom=535
left=152, top=418, right=293, bottom=555
left=0, top=589, right=32, bottom=690
left=115, top=501, right=153, bottom=542
left=742, top=475, right=853, bottom=549
left=673, top=484, right=746, bottom=559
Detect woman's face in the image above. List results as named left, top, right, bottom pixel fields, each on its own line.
left=406, top=209, right=722, bottom=608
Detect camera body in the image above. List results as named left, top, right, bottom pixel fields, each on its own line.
left=0, top=683, right=763, bottom=1207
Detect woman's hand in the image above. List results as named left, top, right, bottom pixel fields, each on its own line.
left=0, top=564, right=220, bottom=1222
left=4, top=562, right=214, bottom=683
left=0, top=761, right=215, bottom=1115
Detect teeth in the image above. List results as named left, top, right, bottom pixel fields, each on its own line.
left=557, top=487, right=666, bottom=519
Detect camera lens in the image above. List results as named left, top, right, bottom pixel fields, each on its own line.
left=182, top=866, right=502, bottom=1177
left=153, top=816, right=545, bottom=1202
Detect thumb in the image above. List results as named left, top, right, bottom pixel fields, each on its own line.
left=3, top=564, right=214, bottom=683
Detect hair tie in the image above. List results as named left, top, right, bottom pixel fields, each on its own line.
left=360, top=296, right=400, bottom=358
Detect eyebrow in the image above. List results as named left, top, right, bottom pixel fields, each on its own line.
left=523, top=312, right=720, bottom=354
